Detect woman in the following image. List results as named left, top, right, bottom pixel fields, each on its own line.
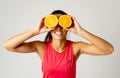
left=3, top=10, right=114, bottom=78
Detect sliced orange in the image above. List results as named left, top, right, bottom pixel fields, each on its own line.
left=44, top=15, right=58, bottom=27
left=59, top=15, right=72, bottom=28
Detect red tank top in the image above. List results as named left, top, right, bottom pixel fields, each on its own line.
left=42, top=40, right=76, bottom=78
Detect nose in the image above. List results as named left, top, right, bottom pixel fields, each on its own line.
left=55, top=24, right=63, bottom=30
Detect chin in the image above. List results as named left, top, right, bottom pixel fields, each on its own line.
left=55, top=38, right=66, bottom=40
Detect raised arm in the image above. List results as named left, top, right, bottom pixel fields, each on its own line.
left=69, top=16, right=114, bottom=55
left=3, top=17, right=52, bottom=53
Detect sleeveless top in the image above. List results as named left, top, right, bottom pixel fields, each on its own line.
left=42, top=40, right=76, bottom=78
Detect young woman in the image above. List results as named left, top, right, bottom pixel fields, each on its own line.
left=3, top=10, right=114, bottom=78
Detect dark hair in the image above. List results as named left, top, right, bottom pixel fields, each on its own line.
left=51, top=10, right=68, bottom=15
left=44, top=10, right=68, bottom=42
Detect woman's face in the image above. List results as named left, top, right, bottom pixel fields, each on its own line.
left=50, top=14, right=68, bottom=40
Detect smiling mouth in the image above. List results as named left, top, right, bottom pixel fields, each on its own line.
left=54, top=31, right=63, bottom=36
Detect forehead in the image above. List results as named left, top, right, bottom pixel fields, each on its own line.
left=54, top=14, right=63, bottom=17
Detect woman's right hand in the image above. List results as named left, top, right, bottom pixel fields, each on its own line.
left=35, top=17, right=53, bottom=34
left=3, top=17, right=50, bottom=51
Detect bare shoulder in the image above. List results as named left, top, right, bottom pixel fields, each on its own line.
left=31, top=40, right=46, bottom=61
left=32, top=40, right=46, bottom=53
left=72, top=41, right=86, bottom=58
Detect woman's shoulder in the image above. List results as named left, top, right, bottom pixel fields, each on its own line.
left=32, top=40, right=46, bottom=53
left=67, top=40, right=84, bottom=58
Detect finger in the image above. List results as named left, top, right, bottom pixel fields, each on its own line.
left=46, top=28, right=53, bottom=32
left=63, top=27, right=69, bottom=31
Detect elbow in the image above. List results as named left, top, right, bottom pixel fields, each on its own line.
left=3, top=43, right=9, bottom=51
left=104, top=46, right=114, bottom=55
left=109, top=47, right=114, bottom=54
left=3, top=43, right=13, bottom=51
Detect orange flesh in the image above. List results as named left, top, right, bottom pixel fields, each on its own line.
left=44, top=15, right=58, bottom=27
left=59, top=15, right=72, bottom=28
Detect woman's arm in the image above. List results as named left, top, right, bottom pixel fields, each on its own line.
left=69, top=16, right=114, bottom=55
left=3, top=29, right=39, bottom=53
left=3, top=17, right=52, bottom=53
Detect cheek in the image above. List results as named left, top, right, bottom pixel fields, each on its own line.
left=63, top=30, right=68, bottom=35
left=50, top=31, right=54, bottom=36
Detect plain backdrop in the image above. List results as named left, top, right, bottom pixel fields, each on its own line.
left=0, top=0, right=120, bottom=78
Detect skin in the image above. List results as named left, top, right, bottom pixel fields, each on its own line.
left=3, top=14, right=114, bottom=62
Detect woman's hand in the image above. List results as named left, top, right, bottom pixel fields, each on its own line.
left=67, top=16, right=114, bottom=55
left=35, top=17, right=53, bottom=34
left=67, top=16, right=83, bottom=34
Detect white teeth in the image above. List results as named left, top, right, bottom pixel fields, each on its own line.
left=55, top=31, right=62, bottom=35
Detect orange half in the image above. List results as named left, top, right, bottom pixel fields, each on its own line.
left=59, top=15, right=72, bottom=28
left=44, top=15, right=58, bottom=27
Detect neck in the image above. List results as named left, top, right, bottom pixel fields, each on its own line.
left=52, top=39, right=67, bottom=53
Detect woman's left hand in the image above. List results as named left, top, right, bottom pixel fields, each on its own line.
left=66, top=16, right=83, bottom=34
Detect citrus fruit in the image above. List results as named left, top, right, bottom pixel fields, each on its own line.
left=44, top=15, right=58, bottom=27
left=59, top=15, right=72, bottom=28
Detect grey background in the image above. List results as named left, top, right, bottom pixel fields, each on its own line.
left=0, top=0, right=120, bottom=78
